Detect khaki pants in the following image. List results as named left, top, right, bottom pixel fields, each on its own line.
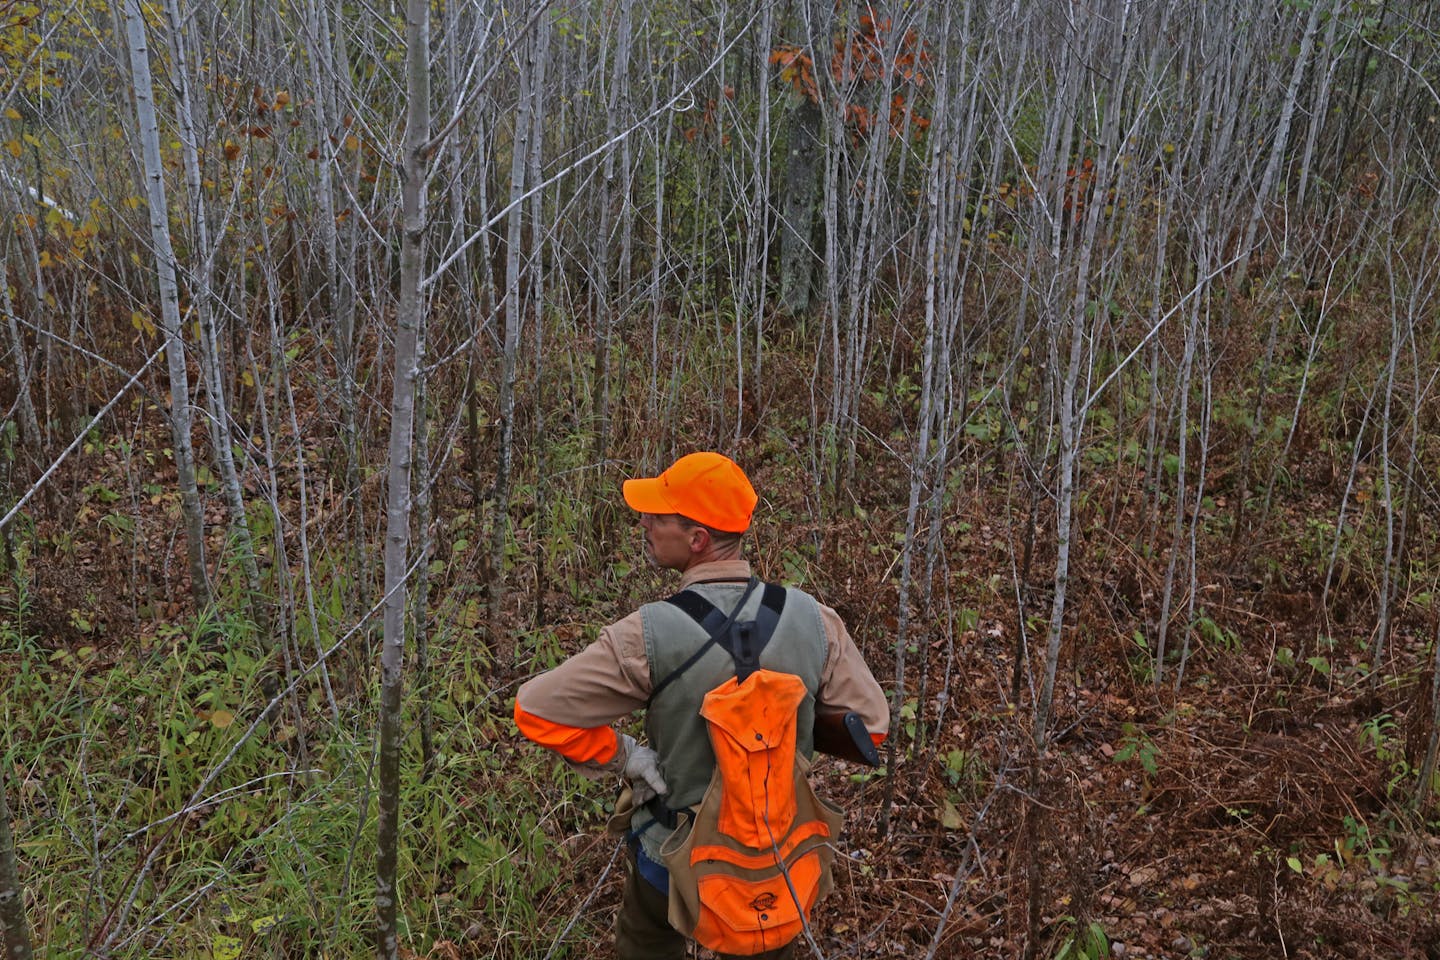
left=615, top=849, right=797, bottom=960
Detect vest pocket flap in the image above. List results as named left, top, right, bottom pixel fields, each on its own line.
left=694, top=848, right=824, bottom=933
left=701, top=670, right=807, bottom=751
left=690, top=818, right=833, bottom=871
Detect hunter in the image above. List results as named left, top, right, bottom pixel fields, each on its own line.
left=515, top=451, right=888, bottom=959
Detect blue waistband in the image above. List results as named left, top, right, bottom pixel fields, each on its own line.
left=627, top=830, right=669, bottom=894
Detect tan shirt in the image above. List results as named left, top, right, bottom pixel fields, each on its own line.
left=516, top=559, right=890, bottom=753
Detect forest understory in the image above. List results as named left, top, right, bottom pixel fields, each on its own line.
left=5, top=0, right=1440, bottom=957
left=6, top=289, right=1440, bottom=959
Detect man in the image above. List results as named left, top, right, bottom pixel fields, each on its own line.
left=515, top=451, right=888, bottom=959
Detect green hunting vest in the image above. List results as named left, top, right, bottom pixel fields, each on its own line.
left=632, top=579, right=828, bottom=858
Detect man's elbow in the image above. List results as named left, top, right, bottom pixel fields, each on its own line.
left=513, top=699, right=618, bottom=765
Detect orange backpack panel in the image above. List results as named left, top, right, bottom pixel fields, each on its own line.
left=662, top=667, right=842, bottom=956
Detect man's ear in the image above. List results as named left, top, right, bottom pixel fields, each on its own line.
left=688, top=526, right=711, bottom=554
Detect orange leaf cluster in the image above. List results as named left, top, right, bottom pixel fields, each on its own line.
left=683, top=90, right=733, bottom=146
left=769, top=45, right=820, bottom=102
left=770, top=4, right=931, bottom=142
left=1064, top=157, right=1095, bottom=224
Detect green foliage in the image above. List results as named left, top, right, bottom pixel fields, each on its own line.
left=1126, top=629, right=1155, bottom=684
left=1192, top=611, right=1238, bottom=652
left=1338, top=814, right=1390, bottom=873
left=779, top=541, right=817, bottom=587
left=899, top=697, right=919, bottom=740
left=1112, top=722, right=1159, bottom=779
left=1, top=581, right=576, bottom=956
left=1357, top=713, right=1421, bottom=800
left=942, top=747, right=986, bottom=802
left=1052, top=916, right=1111, bottom=960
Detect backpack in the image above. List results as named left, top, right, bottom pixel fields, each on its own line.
left=652, top=579, right=843, bottom=956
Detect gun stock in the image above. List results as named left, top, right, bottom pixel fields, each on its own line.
left=813, top=711, right=881, bottom=766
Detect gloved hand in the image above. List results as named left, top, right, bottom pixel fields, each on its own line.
left=567, top=734, right=669, bottom=805
left=614, top=736, right=668, bottom=805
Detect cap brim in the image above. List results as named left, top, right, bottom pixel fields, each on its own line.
left=622, top=477, right=677, bottom=515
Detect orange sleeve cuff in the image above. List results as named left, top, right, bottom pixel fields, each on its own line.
left=514, top=701, right=618, bottom=765
left=870, top=732, right=886, bottom=747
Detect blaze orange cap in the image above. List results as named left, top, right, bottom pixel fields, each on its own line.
left=622, top=452, right=757, bottom=533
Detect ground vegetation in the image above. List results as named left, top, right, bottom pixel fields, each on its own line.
left=2, top=1, right=1440, bottom=958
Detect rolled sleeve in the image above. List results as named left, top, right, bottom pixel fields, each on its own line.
left=514, top=611, right=652, bottom=762
left=815, top=603, right=890, bottom=740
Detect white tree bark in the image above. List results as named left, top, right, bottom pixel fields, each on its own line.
left=122, top=0, right=212, bottom=611
left=880, top=1, right=952, bottom=835
left=1153, top=226, right=1204, bottom=684
left=1232, top=0, right=1324, bottom=292
left=163, top=0, right=267, bottom=633
left=1035, top=0, right=1134, bottom=748
left=488, top=24, right=537, bottom=634
left=744, top=0, right=775, bottom=433
left=0, top=766, right=33, bottom=960
left=1417, top=617, right=1440, bottom=812
left=589, top=0, right=634, bottom=474
left=376, top=0, right=430, bottom=951
left=0, top=242, right=41, bottom=468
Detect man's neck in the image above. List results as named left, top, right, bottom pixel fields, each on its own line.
left=678, top=548, right=743, bottom=574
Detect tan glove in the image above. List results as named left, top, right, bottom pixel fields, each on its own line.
left=615, top=736, right=669, bottom=805
left=567, top=734, right=669, bottom=805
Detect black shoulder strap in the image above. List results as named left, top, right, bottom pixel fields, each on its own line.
left=724, top=582, right=785, bottom=683
left=664, top=590, right=730, bottom=637
left=648, top=579, right=786, bottom=704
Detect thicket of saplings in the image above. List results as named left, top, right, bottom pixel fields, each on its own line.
left=4, top=2, right=1440, bottom=958
left=7, top=274, right=1440, bottom=957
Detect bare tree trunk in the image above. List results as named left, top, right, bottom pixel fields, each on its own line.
left=1035, top=0, right=1133, bottom=747
left=1319, top=373, right=1380, bottom=645
left=1031, top=15, right=1086, bottom=750
left=589, top=0, right=633, bottom=478
left=164, top=0, right=268, bottom=635
left=745, top=0, right=775, bottom=425
left=0, top=159, right=56, bottom=449
left=1416, top=614, right=1440, bottom=812
left=123, top=0, right=212, bottom=612
left=1154, top=227, right=1205, bottom=684
left=526, top=12, right=550, bottom=630
left=1174, top=305, right=1215, bottom=689
left=0, top=767, right=33, bottom=960
left=1370, top=242, right=1410, bottom=680
left=646, top=60, right=676, bottom=424
left=488, top=25, right=537, bottom=641
left=413, top=324, right=435, bottom=779
left=818, top=91, right=843, bottom=496
left=376, top=0, right=430, bottom=951
left=880, top=6, right=951, bottom=834
left=1228, top=302, right=1281, bottom=553
left=463, top=77, right=493, bottom=517
left=1231, top=0, right=1324, bottom=292
left=1036, top=333, right=1081, bottom=748
left=1294, top=0, right=1344, bottom=215
left=777, top=98, right=821, bottom=315
left=261, top=289, right=339, bottom=718
left=242, top=254, right=320, bottom=769
left=0, top=243, right=41, bottom=470
left=917, top=1, right=982, bottom=749
left=320, top=0, right=368, bottom=612
left=1257, top=267, right=1340, bottom=529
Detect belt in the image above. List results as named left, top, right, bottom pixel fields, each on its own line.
left=645, top=795, right=691, bottom=831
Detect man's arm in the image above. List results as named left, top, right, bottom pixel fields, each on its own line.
left=513, top=611, right=651, bottom=764
left=513, top=702, right=620, bottom=764
left=813, top=603, right=890, bottom=758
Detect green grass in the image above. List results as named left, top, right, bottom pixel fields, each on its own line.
left=2, top=555, right=596, bottom=959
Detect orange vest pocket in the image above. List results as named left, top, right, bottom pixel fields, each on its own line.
left=692, top=848, right=824, bottom=953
